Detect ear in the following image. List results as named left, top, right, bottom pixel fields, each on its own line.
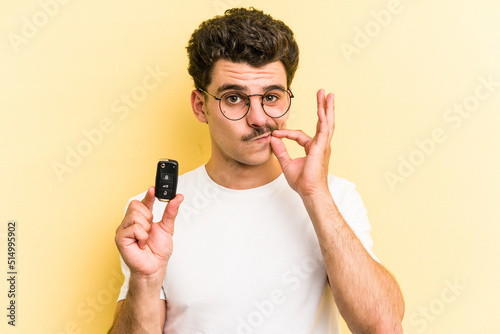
left=191, top=90, right=208, bottom=123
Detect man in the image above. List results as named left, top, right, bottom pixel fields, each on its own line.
left=109, top=7, right=404, bottom=334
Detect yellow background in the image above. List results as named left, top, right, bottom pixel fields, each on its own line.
left=1, top=0, right=499, bottom=333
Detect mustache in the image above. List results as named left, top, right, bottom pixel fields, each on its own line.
left=241, top=123, right=278, bottom=141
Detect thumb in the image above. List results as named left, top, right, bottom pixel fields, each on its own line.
left=270, top=135, right=292, bottom=169
left=141, top=186, right=156, bottom=211
left=160, top=194, right=184, bottom=235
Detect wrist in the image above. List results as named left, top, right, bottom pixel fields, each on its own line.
left=300, top=185, right=331, bottom=205
left=128, top=270, right=166, bottom=299
left=301, top=189, right=343, bottom=227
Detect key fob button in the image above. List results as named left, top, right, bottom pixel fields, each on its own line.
left=161, top=173, right=172, bottom=181
left=161, top=182, right=173, bottom=189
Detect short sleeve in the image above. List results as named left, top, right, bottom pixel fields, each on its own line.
left=328, top=175, right=380, bottom=263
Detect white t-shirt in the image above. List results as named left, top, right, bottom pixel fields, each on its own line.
left=118, top=165, right=378, bottom=334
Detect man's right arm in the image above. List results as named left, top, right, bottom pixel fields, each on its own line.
left=108, top=187, right=183, bottom=333
left=109, top=282, right=166, bottom=333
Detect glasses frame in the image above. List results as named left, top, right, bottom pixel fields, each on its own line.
left=198, top=87, right=294, bottom=121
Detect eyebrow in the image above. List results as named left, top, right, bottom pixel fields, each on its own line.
left=216, top=84, right=247, bottom=94
left=216, top=83, right=287, bottom=95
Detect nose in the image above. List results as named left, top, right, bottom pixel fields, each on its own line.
left=245, top=96, right=269, bottom=128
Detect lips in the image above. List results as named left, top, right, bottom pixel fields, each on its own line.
left=252, top=133, right=271, bottom=141
left=242, top=124, right=278, bottom=142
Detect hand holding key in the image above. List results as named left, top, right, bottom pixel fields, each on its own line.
left=115, top=186, right=183, bottom=277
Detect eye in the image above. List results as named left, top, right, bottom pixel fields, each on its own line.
left=223, top=92, right=246, bottom=105
left=264, top=95, right=278, bottom=103
left=263, top=91, right=282, bottom=103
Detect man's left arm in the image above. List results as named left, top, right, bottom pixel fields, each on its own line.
left=270, top=89, right=404, bottom=334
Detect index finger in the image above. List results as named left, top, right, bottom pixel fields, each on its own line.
left=141, top=186, right=156, bottom=211
left=272, top=129, right=311, bottom=148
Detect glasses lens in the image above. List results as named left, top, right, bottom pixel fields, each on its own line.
left=220, top=92, right=249, bottom=120
left=262, top=89, right=291, bottom=118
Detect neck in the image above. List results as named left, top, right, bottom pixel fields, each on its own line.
left=205, top=157, right=282, bottom=190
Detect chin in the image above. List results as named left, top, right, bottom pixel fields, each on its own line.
left=239, top=149, right=274, bottom=166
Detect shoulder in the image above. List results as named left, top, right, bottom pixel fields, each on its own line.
left=327, top=174, right=356, bottom=190
left=327, top=174, right=358, bottom=201
left=177, top=164, right=209, bottom=192
left=327, top=174, right=367, bottom=221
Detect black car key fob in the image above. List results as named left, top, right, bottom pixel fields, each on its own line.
left=155, top=159, right=178, bottom=201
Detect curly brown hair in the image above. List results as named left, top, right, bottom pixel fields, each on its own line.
left=186, top=7, right=299, bottom=91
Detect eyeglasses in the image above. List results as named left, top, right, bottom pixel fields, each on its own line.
left=198, top=87, right=294, bottom=121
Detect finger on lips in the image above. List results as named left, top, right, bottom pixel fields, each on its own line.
left=272, top=129, right=311, bottom=148
left=270, top=136, right=289, bottom=161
